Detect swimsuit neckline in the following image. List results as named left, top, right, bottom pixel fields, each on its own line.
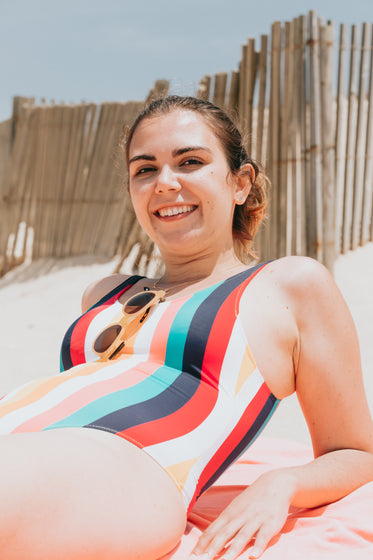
left=116, top=263, right=266, bottom=305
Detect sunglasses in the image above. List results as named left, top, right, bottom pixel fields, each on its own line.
left=93, top=289, right=166, bottom=361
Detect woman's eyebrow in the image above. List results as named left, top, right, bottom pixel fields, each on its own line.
left=172, top=146, right=212, bottom=157
left=128, top=154, right=155, bottom=165
left=128, top=146, right=212, bottom=165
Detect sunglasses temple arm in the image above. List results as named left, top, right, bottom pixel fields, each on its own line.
left=108, top=341, right=125, bottom=360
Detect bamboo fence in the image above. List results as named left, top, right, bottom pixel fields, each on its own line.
left=0, top=11, right=372, bottom=277
left=197, top=12, right=373, bottom=268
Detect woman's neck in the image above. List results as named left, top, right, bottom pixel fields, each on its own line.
left=158, top=249, right=249, bottom=286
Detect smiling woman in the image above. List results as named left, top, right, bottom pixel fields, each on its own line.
left=127, top=109, right=250, bottom=261
left=0, top=96, right=372, bottom=560
left=124, top=96, right=266, bottom=264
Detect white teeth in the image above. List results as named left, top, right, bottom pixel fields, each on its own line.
left=158, top=205, right=195, bottom=217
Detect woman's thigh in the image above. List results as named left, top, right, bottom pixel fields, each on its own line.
left=0, top=428, right=186, bottom=560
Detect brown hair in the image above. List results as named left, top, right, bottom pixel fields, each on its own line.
left=122, top=96, right=269, bottom=262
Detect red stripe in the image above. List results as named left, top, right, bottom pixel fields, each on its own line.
left=117, top=433, right=145, bottom=449
left=69, top=285, right=132, bottom=366
left=190, top=382, right=271, bottom=507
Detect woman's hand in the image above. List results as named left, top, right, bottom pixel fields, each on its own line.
left=191, top=468, right=296, bottom=559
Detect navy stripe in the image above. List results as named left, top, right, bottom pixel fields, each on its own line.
left=198, top=393, right=278, bottom=497
left=86, top=275, right=144, bottom=310
left=59, top=275, right=143, bottom=371
left=84, top=264, right=265, bottom=433
left=60, top=315, right=82, bottom=371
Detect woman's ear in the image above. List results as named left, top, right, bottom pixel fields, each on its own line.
left=233, top=163, right=255, bottom=205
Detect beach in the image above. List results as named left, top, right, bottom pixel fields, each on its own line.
left=0, top=245, right=372, bottom=444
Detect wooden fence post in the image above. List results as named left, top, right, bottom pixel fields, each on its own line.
left=278, top=21, right=292, bottom=258
left=307, top=11, right=323, bottom=262
left=320, top=20, right=336, bottom=271
left=255, top=35, right=268, bottom=165
left=362, top=25, right=373, bottom=244
left=342, top=25, right=359, bottom=253
left=196, top=75, right=211, bottom=100
left=335, top=24, right=348, bottom=254
left=295, top=15, right=308, bottom=258
left=267, top=21, right=282, bottom=259
left=213, top=72, right=228, bottom=107
left=351, top=23, right=371, bottom=250
left=227, top=70, right=240, bottom=115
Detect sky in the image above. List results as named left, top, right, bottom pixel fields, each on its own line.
left=0, top=0, right=372, bottom=121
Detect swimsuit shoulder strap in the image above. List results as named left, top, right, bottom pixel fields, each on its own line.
left=87, top=275, right=145, bottom=310
left=229, top=261, right=272, bottom=313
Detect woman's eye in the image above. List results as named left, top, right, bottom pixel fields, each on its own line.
left=181, top=158, right=202, bottom=167
left=134, top=166, right=155, bottom=176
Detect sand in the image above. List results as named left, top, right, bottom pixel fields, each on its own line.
left=0, top=245, right=372, bottom=444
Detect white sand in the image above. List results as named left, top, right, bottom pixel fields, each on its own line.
left=0, top=245, right=372, bottom=444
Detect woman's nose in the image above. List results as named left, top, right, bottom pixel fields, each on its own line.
left=155, top=165, right=181, bottom=194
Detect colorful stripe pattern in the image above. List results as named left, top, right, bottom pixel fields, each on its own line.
left=0, top=264, right=280, bottom=512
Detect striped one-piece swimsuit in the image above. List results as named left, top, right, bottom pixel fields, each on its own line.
left=0, top=263, right=280, bottom=513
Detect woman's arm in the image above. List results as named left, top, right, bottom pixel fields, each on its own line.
left=288, top=258, right=373, bottom=504
left=192, top=258, right=373, bottom=560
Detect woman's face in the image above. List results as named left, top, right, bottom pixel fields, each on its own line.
left=128, top=109, right=249, bottom=260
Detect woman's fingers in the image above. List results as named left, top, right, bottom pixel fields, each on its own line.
left=247, top=523, right=279, bottom=559
left=192, top=517, right=260, bottom=559
left=219, top=524, right=258, bottom=560
left=192, top=518, right=243, bottom=556
left=191, top=470, right=294, bottom=559
left=192, top=520, right=275, bottom=560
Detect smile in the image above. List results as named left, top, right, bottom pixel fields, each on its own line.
left=155, top=205, right=197, bottom=218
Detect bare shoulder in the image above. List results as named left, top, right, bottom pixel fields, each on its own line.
left=264, top=256, right=337, bottom=303
left=81, top=274, right=131, bottom=312
left=259, top=256, right=348, bottom=336
left=264, top=255, right=331, bottom=282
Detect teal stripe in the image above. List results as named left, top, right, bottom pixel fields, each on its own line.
left=45, top=284, right=222, bottom=430
left=44, top=365, right=180, bottom=430
left=163, top=283, right=221, bottom=370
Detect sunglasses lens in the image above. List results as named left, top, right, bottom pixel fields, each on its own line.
left=124, top=291, right=156, bottom=314
left=94, top=324, right=122, bottom=353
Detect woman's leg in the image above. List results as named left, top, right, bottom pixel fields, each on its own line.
left=0, top=428, right=186, bottom=560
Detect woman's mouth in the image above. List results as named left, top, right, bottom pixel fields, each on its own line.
left=155, top=205, right=197, bottom=219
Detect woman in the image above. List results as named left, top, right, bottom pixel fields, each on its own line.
left=0, top=95, right=372, bottom=560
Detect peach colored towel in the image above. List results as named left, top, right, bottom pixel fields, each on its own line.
left=163, top=438, right=373, bottom=559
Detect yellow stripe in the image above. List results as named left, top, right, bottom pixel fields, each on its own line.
left=0, top=361, right=105, bottom=418
left=235, top=344, right=256, bottom=395
left=166, top=457, right=199, bottom=490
